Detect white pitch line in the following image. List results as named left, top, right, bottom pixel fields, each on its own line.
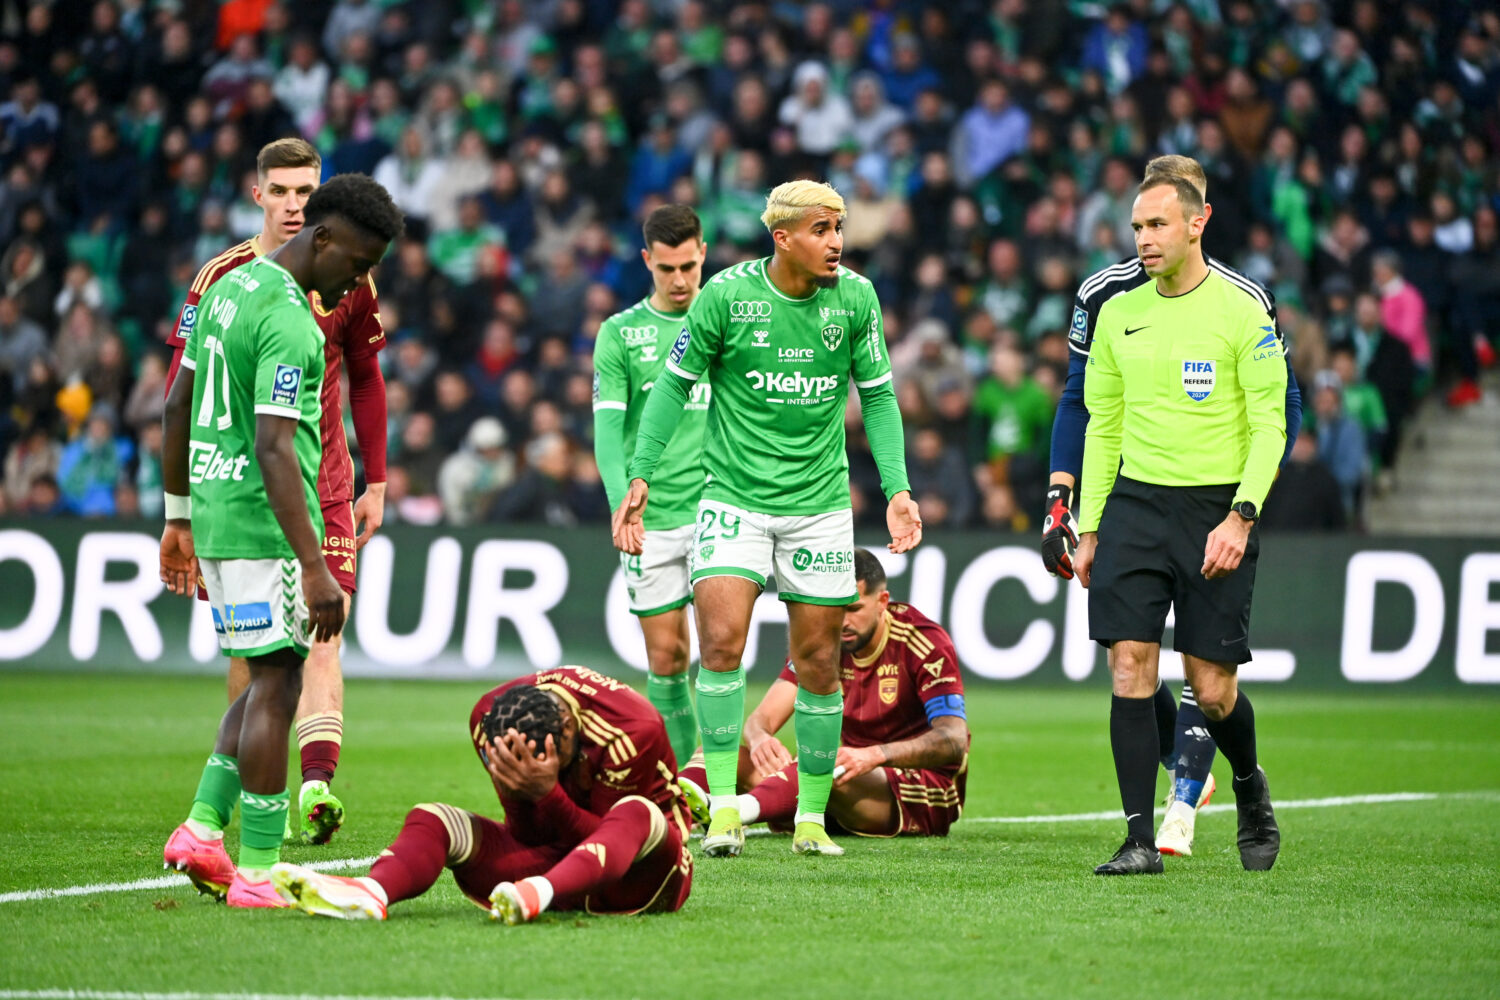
left=0, top=992, right=540, bottom=1000
left=4, top=790, right=1495, bottom=905
left=0, top=855, right=376, bottom=904
left=966, top=790, right=1500, bottom=824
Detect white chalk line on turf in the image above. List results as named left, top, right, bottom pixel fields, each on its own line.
left=0, top=855, right=377, bottom=904
left=0, top=992, right=538, bottom=1000
left=4, top=790, right=1495, bottom=905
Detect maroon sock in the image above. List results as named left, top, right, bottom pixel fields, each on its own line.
left=542, top=799, right=655, bottom=901
left=750, top=761, right=799, bottom=826
left=296, top=712, right=342, bottom=784
left=678, top=761, right=707, bottom=791
left=369, top=806, right=463, bottom=905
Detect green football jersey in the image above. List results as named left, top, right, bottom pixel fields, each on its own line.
left=634, top=258, right=894, bottom=516
left=593, top=297, right=708, bottom=529
left=1079, top=268, right=1288, bottom=533
left=182, top=256, right=327, bottom=559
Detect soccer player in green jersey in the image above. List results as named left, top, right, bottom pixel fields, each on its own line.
left=158, top=174, right=404, bottom=907
left=593, top=205, right=710, bottom=770
left=612, top=180, right=923, bottom=857
left=1074, top=174, right=1284, bottom=876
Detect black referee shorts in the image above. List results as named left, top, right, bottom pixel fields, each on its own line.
left=1088, top=476, right=1259, bottom=665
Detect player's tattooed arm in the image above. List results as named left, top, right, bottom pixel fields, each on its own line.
left=833, top=716, right=968, bottom=787
left=159, top=367, right=197, bottom=595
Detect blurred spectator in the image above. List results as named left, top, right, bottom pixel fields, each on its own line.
left=429, top=196, right=504, bottom=286
left=1371, top=250, right=1430, bottom=377
left=57, top=404, right=129, bottom=517
left=373, top=127, right=444, bottom=230
left=430, top=369, right=484, bottom=454
left=906, top=426, right=974, bottom=528
left=4, top=239, right=53, bottom=327
left=972, top=345, right=1053, bottom=515
left=438, top=416, right=516, bottom=526
left=779, top=61, right=852, bottom=156
left=1312, top=371, right=1368, bottom=517
left=0, top=295, right=47, bottom=392
left=274, top=35, right=330, bottom=134
left=5, top=423, right=61, bottom=508
left=1329, top=343, right=1387, bottom=468
left=953, top=79, right=1030, bottom=187
left=1082, top=5, right=1148, bottom=95
left=490, top=431, right=586, bottom=525
left=1260, top=433, right=1348, bottom=532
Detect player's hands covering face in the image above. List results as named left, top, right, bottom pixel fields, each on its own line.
left=485, top=729, right=562, bottom=801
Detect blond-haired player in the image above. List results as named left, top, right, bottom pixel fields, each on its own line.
left=612, top=180, right=922, bottom=857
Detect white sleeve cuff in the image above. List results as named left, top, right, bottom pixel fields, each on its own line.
left=178, top=356, right=197, bottom=370
left=855, top=371, right=894, bottom=390
left=665, top=359, right=702, bottom=381
left=592, top=400, right=627, bottom=411
left=254, top=403, right=301, bottom=419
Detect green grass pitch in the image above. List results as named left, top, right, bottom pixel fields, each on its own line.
left=1, top=672, right=1497, bottom=1000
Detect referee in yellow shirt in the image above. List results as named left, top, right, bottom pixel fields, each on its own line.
left=1074, top=173, right=1284, bottom=875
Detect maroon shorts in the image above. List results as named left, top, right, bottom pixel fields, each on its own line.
left=194, top=500, right=356, bottom=601
left=879, top=767, right=963, bottom=837
left=320, top=500, right=357, bottom=595
left=451, top=809, right=693, bottom=916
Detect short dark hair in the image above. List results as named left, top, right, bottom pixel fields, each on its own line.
left=304, top=173, right=406, bottom=243
left=642, top=204, right=702, bottom=250
left=256, top=137, right=321, bottom=177
left=1138, top=174, right=1205, bottom=219
left=854, top=547, right=886, bottom=592
left=480, top=685, right=564, bottom=750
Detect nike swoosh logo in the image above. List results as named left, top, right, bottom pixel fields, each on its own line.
left=1124, top=326, right=1149, bottom=336
left=1221, top=635, right=1247, bottom=646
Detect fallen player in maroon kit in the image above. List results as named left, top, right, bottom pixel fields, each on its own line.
left=679, top=549, right=970, bottom=839
left=270, top=666, right=694, bottom=923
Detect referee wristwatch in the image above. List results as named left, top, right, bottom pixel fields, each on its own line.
left=1231, top=501, right=1259, bottom=522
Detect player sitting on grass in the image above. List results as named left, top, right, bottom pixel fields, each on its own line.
left=679, top=549, right=969, bottom=837
left=271, top=666, right=694, bottom=924
left=159, top=173, right=403, bottom=906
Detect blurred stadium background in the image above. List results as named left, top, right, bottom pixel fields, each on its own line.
left=1, top=0, right=1499, bottom=686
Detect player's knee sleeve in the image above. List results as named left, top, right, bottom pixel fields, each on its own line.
left=609, top=796, right=668, bottom=862
left=411, top=803, right=477, bottom=867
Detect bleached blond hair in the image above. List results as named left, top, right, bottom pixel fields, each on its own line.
left=1143, top=154, right=1208, bottom=199
left=760, top=180, right=847, bottom=232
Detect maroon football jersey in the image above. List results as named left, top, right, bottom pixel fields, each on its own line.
left=469, top=666, right=681, bottom=819
left=779, top=603, right=968, bottom=782
left=166, top=238, right=386, bottom=505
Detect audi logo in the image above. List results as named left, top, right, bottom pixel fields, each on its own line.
left=729, top=301, right=773, bottom=318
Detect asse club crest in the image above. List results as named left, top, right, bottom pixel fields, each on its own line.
left=821, top=324, right=845, bottom=351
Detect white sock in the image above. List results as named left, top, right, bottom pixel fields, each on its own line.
left=709, top=794, right=738, bottom=815
left=183, top=818, right=222, bottom=841
left=238, top=867, right=271, bottom=882
left=735, top=794, right=761, bottom=824
left=355, top=877, right=388, bottom=904
left=794, top=811, right=826, bottom=826
left=301, top=778, right=329, bottom=796
left=522, top=875, right=554, bottom=913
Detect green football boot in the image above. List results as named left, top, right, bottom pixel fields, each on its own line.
left=296, top=780, right=344, bottom=845
left=791, top=821, right=844, bottom=856
left=701, top=806, right=745, bottom=858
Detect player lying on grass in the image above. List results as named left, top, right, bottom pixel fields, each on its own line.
left=679, top=549, right=969, bottom=838
left=272, top=666, right=694, bottom=923
left=159, top=174, right=403, bottom=906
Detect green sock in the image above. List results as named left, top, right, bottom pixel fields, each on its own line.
left=647, top=672, right=698, bottom=770
left=186, top=754, right=241, bottom=831
left=794, top=688, right=844, bottom=824
left=238, top=789, right=290, bottom=871
left=695, top=665, right=745, bottom=801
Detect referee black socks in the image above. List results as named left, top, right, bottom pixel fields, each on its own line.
left=1203, top=690, right=1259, bottom=781
left=1110, top=694, right=1159, bottom=844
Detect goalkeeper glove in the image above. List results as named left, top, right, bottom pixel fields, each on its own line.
left=1040, top=484, right=1078, bottom=580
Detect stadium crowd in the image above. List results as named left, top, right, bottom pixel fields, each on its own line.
left=2, top=0, right=1498, bottom=532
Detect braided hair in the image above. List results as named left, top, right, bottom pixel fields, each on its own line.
left=481, top=684, right=565, bottom=751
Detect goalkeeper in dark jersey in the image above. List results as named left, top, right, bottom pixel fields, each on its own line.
left=1042, top=155, right=1301, bottom=860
